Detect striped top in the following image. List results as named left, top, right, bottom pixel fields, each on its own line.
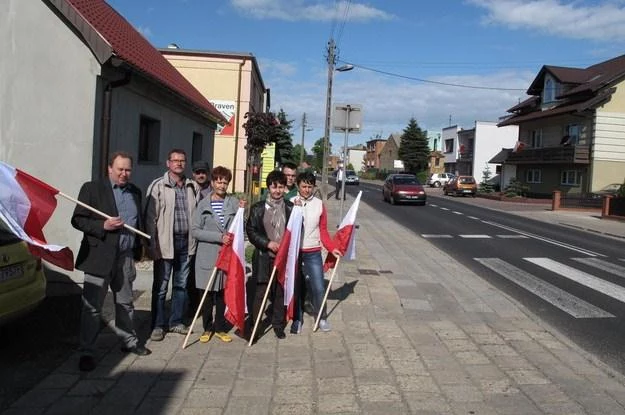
left=210, top=199, right=225, bottom=227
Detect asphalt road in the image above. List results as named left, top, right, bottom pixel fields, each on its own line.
left=349, top=181, right=625, bottom=374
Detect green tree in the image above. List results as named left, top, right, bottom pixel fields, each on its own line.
left=274, top=108, right=294, bottom=165
left=242, top=111, right=281, bottom=199
left=311, top=137, right=325, bottom=171
left=292, top=144, right=307, bottom=166
left=398, top=118, right=429, bottom=174
left=479, top=164, right=495, bottom=193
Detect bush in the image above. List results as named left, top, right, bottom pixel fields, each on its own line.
left=504, top=178, right=529, bottom=198
left=479, top=165, right=495, bottom=193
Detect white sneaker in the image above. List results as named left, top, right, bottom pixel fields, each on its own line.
left=318, top=319, right=331, bottom=332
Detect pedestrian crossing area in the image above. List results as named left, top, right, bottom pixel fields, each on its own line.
left=475, top=256, right=625, bottom=319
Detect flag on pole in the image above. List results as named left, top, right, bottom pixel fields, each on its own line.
left=274, top=205, right=303, bottom=321
left=215, top=207, right=247, bottom=334
left=324, top=190, right=362, bottom=272
left=0, top=162, right=74, bottom=270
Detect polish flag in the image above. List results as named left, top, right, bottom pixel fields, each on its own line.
left=513, top=141, right=525, bottom=153
left=216, top=207, right=247, bottom=334
left=274, top=206, right=303, bottom=321
left=0, top=162, right=74, bottom=270
left=324, top=190, right=362, bottom=272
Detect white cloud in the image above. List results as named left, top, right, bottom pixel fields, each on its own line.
left=136, top=25, right=153, bottom=38
left=266, top=63, right=534, bottom=150
left=229, top=0, right=394, bottom=22
left=469, top=0, right=625, bottom=41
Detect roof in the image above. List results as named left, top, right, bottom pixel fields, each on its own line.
left=500, top=53, right=625, bottom=127
left=50, top=0, right=226, bottom=125
left=488, top=148, right=512, bottom=164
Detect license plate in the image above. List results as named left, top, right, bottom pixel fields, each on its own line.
left=463, top=189, right=472, bottom=193
left=407, top=195, right=418, bottom=199
left=0, top=264, right=23, bottom=283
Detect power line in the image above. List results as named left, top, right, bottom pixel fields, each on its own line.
left=339, top=60, right=527, bottom=91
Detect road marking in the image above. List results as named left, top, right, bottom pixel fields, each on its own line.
left=468, top=216, right=480, bottom=220
left=482, top=220, right=604, bottom=257
left=453, top=211, right=463, bottom=215
left=421, top=234, right=453, bottom=238
left=440, top=207, right=450, bottom=211
left=496, top=235, right=529, bottom=239
left=476, top=258, right=614, bottom=318
left=526, top=257, right=625, bottom=303
left=572, top=258, right=625, bottom=279
left=459, top=234, right=492, bottom=238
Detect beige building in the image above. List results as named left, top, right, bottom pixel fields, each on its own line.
left=161, top=48, right=269, bottom=192
left=499, top=54, right=625, bottom=196
left=364, top=138, right=387, bottom=170
left=379, top=133, right=401, bottom=171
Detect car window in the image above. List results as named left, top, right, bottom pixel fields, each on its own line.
left=394, top=176, right=419, bottom=185
left=459, top=177, right=475, bottom=184
left=346, top=170, right=356, bottom=176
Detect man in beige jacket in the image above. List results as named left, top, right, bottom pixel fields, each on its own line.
left=145, top=149, right=198, bottom=341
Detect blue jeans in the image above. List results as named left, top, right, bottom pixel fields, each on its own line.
left=152, top=235, right=191, bottom=329
left=294, top=251, right=327, bottom=322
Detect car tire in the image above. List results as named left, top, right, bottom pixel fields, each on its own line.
left=433, top=181, right=441, bottom=188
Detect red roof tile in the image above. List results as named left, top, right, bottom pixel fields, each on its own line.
left=65, top=0, right=226, bottom=124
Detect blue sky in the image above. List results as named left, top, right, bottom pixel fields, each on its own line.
left=108, top=0, right=625, bottom=152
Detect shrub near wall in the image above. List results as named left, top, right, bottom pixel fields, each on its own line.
left=610, top=197, right=625, bottom=216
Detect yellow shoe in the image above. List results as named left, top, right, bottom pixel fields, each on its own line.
left=214, top=332, right=232, bottom=343
left=199, top=331, right=213, bottom=343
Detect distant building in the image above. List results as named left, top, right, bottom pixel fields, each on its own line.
left=379, top=133, right=402, bottom=172
left=346, top=145, right=366, bottom=172
left=364, top=137, right=387, bottom=169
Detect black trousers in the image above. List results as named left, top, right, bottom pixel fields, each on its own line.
left=200, top=289, right=226, bottom=332
left=335, top=180, right=344, bottom=199
left=253, top=279, right=285, bottom=330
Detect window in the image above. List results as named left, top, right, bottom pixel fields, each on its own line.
left=563, top=124, right=581, bottom=145
left=530, top=129, right=542, bottom=148
left=444, top=139, right=454, bottom=153
left=526, top=169, right=542, bottom=183
left=192, top=132, right=203, bottom=163
left=434, top=158, right=440, bottom=167
left=561, top=170, right=579, bottom=185
left=138, top=115, right=160, bottom=163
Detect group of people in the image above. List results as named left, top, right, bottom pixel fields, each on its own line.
left=71, top=150, right=341, bottom=372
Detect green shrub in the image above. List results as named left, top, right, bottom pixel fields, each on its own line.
left=504, top=178, right=529, bottom=197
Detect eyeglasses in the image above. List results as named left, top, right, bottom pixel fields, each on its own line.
left=169, top=159, right=186, bottom=164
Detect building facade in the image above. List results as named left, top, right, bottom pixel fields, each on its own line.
left=161, top=48, right=268, bottom=192
left=364, top=138, right=387, bottom=170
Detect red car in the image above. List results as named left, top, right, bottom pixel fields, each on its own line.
left=382, top=174, right=427, bottom=205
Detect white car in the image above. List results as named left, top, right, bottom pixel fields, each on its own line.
left=345, top=170, right=359, bottom=185
left=426, top=173, right=454, bottom=188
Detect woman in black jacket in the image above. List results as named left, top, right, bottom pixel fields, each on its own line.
left=246, top=170, right=293, bottom=339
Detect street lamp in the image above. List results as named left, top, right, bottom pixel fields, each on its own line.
left=300, top=113, right=313, bottom=168
left=320, top=38, right=354, bottom=199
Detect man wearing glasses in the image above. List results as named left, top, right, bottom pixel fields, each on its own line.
left=145, top=149, right=198, bottom=341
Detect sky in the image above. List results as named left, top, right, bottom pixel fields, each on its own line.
left=107, top=0, right=625, bottom=153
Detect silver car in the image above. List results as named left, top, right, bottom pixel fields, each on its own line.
left=426, top=173, right=454, bottom=188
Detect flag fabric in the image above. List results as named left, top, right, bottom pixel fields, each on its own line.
left=324, top=190, right=362, bottom=272
left=513, top=141, right=525, bottom=153
left=273, top=206, right=303, bottom=321
left=215, top=207, right=247, bottom=334
left=0, top=162, right=74, bottom=270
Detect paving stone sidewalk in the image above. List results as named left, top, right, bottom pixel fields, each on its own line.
left=6, top=193, right=625, bottom=414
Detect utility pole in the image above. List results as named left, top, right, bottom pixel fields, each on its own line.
left=300, top=112, right=307, bottom=168
left=320, top=38, right=336, bottom=200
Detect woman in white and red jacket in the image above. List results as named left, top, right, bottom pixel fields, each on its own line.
left=290, top=171, right=342, bottom=334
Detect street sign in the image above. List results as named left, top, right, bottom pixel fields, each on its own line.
left=332, top=104, right=362, bottom=133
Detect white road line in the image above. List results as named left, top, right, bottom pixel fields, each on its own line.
left=496, top=235, right=529, bottom=239
left=476, top=258, right=614, bottom=318
left=572, top=258, right=625, bottom=279
left=421, top=234, right=453, bottom=238
left=440, top=207, right=450, bottom=211
left=482, top=220, right=604, bottom=257
left=459, top=235, right=492, bottom=238
left=468, top=216, right=480, bottom=220
left=453, top=211, right=463, bottom=215
left=526, top=257, right=625, bottom=303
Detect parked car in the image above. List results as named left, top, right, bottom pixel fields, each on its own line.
left=382, top=174, right=427, bottom=205
left=443, top=176, right=477, bottom=197
left=591, top=183, right=623, bottom=198
left=345, top=170, right=359, bottom=185
left=426, top=172, right=454, bottom=188
left=0, top=225, right=46, bottom=325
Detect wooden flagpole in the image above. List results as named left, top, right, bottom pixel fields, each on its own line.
left=182, top=267, right=218, bottom=349
left=248, top=265, right=278, bottom=347
left=314, top=257, right=341, bottom=332
left=58, top=191, right=150, bottom=239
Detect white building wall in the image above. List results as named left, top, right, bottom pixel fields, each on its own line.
left=442, top=125, right=460, bottom=166
left=0, top=0, right=101, bottom=276
left=474, top=121, right=518, bottom=183
left=347, top=149, right=366, bottom=172
left=594, top=111, right=625, bottom=162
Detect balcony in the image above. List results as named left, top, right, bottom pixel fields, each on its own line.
left=506, top=145, right=589, bottom=164
left=458, top=151, right=473, bottom=162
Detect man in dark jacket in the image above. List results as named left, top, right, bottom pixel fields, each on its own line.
left=246, top=170, right=293, bottom=340
left=71, top=151, right=150, bottom=372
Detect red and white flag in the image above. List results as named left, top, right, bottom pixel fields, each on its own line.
left=216, top=207, right=247, bottom=334
left=274, top=206, right=303, bottom=321
left=324, top=191, right=362, bottom=272
left=0, top=162, right=74, bottom=270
